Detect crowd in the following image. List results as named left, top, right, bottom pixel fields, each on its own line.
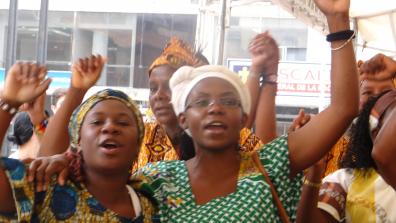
left=0, top=0, right=396, bottom=222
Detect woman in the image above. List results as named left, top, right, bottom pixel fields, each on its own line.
left=130, top=0, right=359, bottom=218
left=29, top=0, right=358, bottom=221
left=322, top=54, right=396, bottom=177
left=37, top=37, right=273, bottom=172
left=0, top=63, right=157, bottom=222
left=298, top=90, right=396, bottom=223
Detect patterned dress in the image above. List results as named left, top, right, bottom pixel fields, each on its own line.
left=318, top=168, right=396, bottom=222
left=0, top=158, right=159, bottom=223
left=132, top=135, right=302, bottom=222
left=133, top=122, right=263, bottom=172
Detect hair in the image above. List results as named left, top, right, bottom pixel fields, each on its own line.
left=51, top=88, right=67, bottom=106
left=180, top=132, right=195, bottom=160
left=7, top=112, right=34, bottom=146
left=340, top=93, right=386, bottom=169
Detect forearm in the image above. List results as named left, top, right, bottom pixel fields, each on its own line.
left=327, top=16, right=359, bottom=117
left=245, top=70, right=261, bottom=129
left=38, top=88, right=86, bottom=156
left=372, top=108, right=396, bottom=188
left=255, top=83, right=277, bottom=144
left=297, top=167, right=323, bottom=223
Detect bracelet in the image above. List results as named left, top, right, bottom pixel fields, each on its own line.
left=34, top=118, right=49, bottom=136
left=261, top=74, right=278, bottom=85
left=326, top=30, right=355, bottom=42
left=303, top=178, right=322, bottom=189
left=330, top=31, right=355, bottom=51
left=0, top=98, right=18, bottom=115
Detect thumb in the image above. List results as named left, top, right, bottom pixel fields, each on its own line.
left=34, top=79, right=51, bottom=97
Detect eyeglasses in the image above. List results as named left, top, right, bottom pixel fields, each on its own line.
left=186, top=97, right=241, bottom=110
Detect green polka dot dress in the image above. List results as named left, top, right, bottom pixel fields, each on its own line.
left=132, top=135, right=303, bottom=222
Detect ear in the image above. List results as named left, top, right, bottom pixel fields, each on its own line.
left=178, top=112, right=189, bottom=130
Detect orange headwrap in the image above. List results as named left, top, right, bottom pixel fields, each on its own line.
left=148, top=37, right=208, bottom=76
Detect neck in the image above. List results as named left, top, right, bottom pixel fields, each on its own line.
left=84, top=166, right=129, bottom=204
left=188, top=144, right=241, bottom=177
left=163, top=121, right=183, bottom=145
left=18, top=137, right=40, bottom=160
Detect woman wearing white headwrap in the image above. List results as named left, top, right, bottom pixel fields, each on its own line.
left=133, top=0, right=359, bottom=218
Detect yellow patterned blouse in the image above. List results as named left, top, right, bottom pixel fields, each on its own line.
left=132, top=122, right=263, bottom=172
left=323, top=135, right=349, bottom=177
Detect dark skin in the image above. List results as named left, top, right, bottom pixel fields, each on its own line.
left=78, top=99, right=140, bottom=218
left=178, top=0, right=359, bottom=207
left=149, top=65, right=184, bottom=145
left=179, top=78, right=247, bottom=205
left=0, top=62, right=51, bottom=214
left=372, top=102, right=396, bottom=189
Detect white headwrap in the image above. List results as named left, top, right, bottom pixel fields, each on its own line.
left=170, top=65, right=251, bottom=116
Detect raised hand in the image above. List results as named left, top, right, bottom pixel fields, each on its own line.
left=2, top=63, right=51, bottom=107
left=359, top=54, right=396, bottom=81
left=71, top=55, right=106, bottom=90
left=313, top=0, right=350, bottom=17
left=249, top=31, right=279, bottom=79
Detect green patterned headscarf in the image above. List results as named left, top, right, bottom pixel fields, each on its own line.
left=69, top=89, right=145, bottom=151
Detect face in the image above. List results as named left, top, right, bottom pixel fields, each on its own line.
left=79, top=99, right=139, bottom=173
left=359, top=79, right=394, bottom=109
left=149, top=65, right=178, bottom=125
left=179, top=77, right=247, bottom=151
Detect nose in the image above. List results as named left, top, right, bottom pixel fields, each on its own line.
left=207, top=100, right=225, bottom=115
left=152, top=87, right=171, bottom=102
left=101, top=120, right=120, bottom=135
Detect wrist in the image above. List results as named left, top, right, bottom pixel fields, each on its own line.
left=326, top=15, right=350, bottom=33
left=0, top=97, right=20, bottom=116
left=30, top=113, right=47, bottom=125
left=303, top=177, right=322, bottom=189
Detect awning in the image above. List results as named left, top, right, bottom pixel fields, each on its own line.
left=270, top=0, right=396, bottom=59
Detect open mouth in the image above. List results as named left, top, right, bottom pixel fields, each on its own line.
left=204, top=121, right=227, bottom=130
left=99, top=140, right=121, bottom=150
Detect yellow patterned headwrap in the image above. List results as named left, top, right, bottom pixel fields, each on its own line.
left=69, top=89, right=145, bottom=151
left=148, top=37, right=208, bottom=76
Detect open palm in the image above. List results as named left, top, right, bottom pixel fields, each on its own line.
left=3, top=63, right=51, bottom=105
left=71, top=55, right=106, bottom=90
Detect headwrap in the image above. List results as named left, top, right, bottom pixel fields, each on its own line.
left=69, top=89, right=145, bottom=151
left=170, top=65, right=251, bottom=116
left=369, top=90, right=396, bottom=133
left=148, top=37, right=208, bottom=76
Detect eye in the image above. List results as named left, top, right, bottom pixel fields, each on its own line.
left=117, top=120, right=131, bottom=126
left=149, top=87, right=158, bottom=95
left=221, top=98, right=239, bottom=106
left=90, top=120, right=103, bottom=125
left=192, top=98, right=210, bottom=107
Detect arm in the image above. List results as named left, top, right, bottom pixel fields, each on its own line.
left=245, top=32, right=278, bottom=143
left=0, top=62, right=50, bottom=213
left=372, top=104, right=396, bottom=189
left=296, top=159, right=339, bottom=223
left=21, top=92, right=47, bottom=141
left=288, top=0, right=359, bottom=177
left=38, top=55, right=105, bottom=156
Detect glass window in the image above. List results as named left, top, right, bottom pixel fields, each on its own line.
left=0, top=9, right=8, bottom=68
left=132, top=14, right=197, bottom=88
left=16, top=10, right=39, bottom=61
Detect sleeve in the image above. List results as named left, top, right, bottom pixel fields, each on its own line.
left=257, top=135, right=303, bottom=221
left=130, top=162, right=162, bottom=206
left=317, top=168, right=352, bottom=222
left=0, top=157, right=35, bottom=222
left=239, top=127, right=263, bottom=152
